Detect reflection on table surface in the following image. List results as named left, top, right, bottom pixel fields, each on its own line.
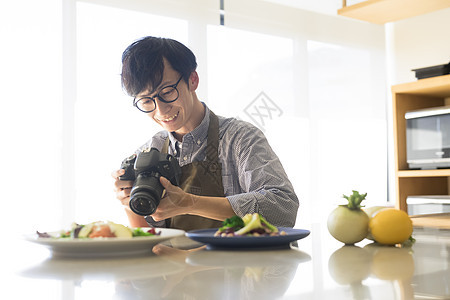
left=3, top=224, right=450, bottom=299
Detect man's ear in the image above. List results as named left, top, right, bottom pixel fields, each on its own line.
left=189, top=71, right=199, bottom=91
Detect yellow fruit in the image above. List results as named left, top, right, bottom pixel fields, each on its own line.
left=369, top=209, right=413, bottom=245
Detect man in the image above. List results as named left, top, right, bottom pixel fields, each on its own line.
left=112, top=36, right=298, bottom=231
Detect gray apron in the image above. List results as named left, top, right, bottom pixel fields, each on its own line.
left=161, top=111, right=225, bottom=231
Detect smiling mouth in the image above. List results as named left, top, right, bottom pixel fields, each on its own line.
left=157, top=111, right=179, bottom=122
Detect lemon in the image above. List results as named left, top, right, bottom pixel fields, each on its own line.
left=369, top=209, right=413, bottom=245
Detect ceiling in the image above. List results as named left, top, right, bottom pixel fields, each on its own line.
left=262, top=0, right=353, bottom=16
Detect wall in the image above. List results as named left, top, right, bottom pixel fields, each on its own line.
left=385, top=7, right=450, bottom=203
left=390, top=7, right=450, bottom=84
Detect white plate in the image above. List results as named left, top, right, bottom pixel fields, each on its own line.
left=25, top=228, right=185, bottom=258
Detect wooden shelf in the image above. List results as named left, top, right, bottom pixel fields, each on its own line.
left=338, top=0, right=450, bottom=24
left=398, top=169, right=450, bottom=178
left=392, top=75, right=450, bottom=227
left=392, top=74, right=450, bottom=97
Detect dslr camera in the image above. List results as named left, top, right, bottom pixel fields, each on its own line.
left=119, top=148, right=181, bottom=216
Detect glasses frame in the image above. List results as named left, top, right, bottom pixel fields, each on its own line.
left=133, top=75, right=183, bottom=113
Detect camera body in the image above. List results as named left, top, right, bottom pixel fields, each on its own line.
left=119, top=148, right=181, bottom=216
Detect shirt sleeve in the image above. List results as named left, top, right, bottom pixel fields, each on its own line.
left=225, top=122, right=299, bottom=227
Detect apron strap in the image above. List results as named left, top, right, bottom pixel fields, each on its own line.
left=206, top=110, right=220, bottom=162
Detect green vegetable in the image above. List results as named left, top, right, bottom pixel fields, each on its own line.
left=343, top=191, right=367, bottom=209
left=132, top=227, right=159, bottom=237
left=218, top=215, right=245, bottom=232
left=59, top=231, right=71, bottom=238
left=401, top=235, right=416, bottom=247
left=235, top=213, right=262, bottom=235
left=259, top=215, right=278, bottom=233
left=235, top=213, right=278, bottom=236
left=327, top=190, right=370, bottom=245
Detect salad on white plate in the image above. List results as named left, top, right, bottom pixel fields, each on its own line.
left=29, top=221, right=185, bottom=258
left=36, top=220, right=160, bottom=239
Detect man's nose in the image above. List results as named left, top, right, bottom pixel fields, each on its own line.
left=154, top=98, right=171, bottom=113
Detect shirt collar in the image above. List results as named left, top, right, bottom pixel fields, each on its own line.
left=167, top=103, right=210, bottom=148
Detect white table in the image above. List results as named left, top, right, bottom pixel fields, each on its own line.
left=3, top=224, right=449, bottom=299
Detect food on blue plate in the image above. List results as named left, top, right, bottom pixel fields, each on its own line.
left=36, top=221, right=160, bottom=239
left=214, top=213, right=286, bottom=237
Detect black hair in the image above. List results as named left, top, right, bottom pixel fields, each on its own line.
left=121, top=36, right=197, bottom=97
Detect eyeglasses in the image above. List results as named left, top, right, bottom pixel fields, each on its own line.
left=133, top=76, right=183, bottom=113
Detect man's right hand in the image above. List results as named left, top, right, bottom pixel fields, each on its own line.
left=111, top=169, right=133, bottom=207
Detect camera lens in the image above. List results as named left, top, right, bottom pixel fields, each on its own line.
left=129, top=173, right=163, bottom=216
left=129, top=193, right=158, bottom=215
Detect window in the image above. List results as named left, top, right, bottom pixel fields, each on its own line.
left=206, top=27, right=387, bottom=227
left=306, top=41, right=387, bottom=224
left=74, top=2, right=189, bottom=224
left=0, top=0, right=62, bottom=232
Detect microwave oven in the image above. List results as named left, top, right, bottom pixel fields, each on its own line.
left=405, top=106, right=450, bottom=169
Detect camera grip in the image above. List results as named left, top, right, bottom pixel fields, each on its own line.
left=119, top=154, right=137, bottom=181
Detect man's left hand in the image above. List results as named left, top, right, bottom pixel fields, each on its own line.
left=151, top=177, right=197, bottom=221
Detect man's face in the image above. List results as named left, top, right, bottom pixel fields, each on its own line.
left=136, top=60, right=200, bottom=137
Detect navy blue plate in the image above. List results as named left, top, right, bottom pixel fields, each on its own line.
left=186, top=227, right=310, bottom=250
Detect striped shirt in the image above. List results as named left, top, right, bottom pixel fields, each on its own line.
left=140, top=104, right=299, bottom=227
